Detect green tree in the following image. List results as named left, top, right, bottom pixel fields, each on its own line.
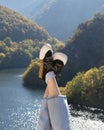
left=22, top=60, right=44, bottom=89
left=61, top=66, right=104, bottom=109
left=0, top=41, right=8, bottom=53
left=4, top=37, right=12, bottom=47
left=10, top=49, right=32, bottom=68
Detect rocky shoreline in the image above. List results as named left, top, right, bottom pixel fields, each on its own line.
left=70, top=105, right=104, bottom=122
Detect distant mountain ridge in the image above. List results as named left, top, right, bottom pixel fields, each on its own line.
left=22, top=0, right=56, bottom=19
left=0, top=0, right=104, bottom=41
left=0, top=0, right=36, bottom=12
left=25, top=0, right=104, bottom=41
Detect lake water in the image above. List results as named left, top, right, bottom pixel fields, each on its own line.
left=0, top=69, right=104, bottom=130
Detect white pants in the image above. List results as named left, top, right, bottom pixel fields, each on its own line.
left=37, top=95, right=70, bottom=130
left=37, top=98, right=52, bottom=130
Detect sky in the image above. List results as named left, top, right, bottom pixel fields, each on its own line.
left=0, top=0, right=37, bottom=12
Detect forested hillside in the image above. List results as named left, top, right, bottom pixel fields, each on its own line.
left=0, top=5, right=50, bottom=42
left=0, top=5, right=64, bottom=69
left=60, top=65, right=104, bottom=109
left=61, top=13, right=104, bottom=84
left=23, top=13, right=104, bottom=87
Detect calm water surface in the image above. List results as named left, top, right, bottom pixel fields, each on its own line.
left=0, top=69, right=104, bottom=130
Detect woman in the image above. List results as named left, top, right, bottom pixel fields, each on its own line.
left=37, top=44, right=70, bottom=130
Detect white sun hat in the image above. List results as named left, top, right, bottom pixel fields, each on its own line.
left=53, top=52, right=68, bottom=65
left=39, top=43, right=53, bottom=59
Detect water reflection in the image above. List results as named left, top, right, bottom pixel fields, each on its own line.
left=8, top=99, right=42, bottom=130
left=0, top=69, right=43, bottom=130
left=0, top=69, right=104, bottom=130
